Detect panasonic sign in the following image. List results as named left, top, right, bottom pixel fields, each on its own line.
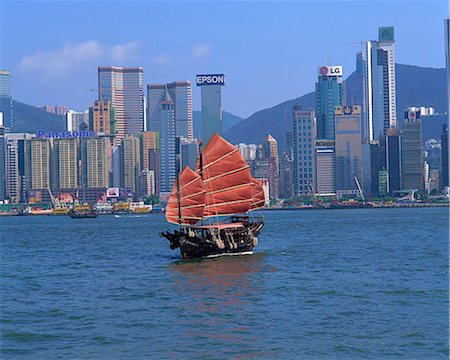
left=318, top=66, right=343, bottom=77
left=196, top=74, right=226, bottom=86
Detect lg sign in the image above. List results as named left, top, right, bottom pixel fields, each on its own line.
left=196, top=74, right=226, bottom=86
left=319, top=66, right=342, bottom=77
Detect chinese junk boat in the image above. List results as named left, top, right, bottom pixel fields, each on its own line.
left=161, top=134, right=265, bottom=259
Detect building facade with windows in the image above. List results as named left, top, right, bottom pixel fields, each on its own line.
left=293, top=104, right=316, bottom=195
left=98, top=66, right=144, bottom=145
left=316, top=66, right=345, bottom=139
left=334, top=105, right=363, bottom=198
left=360, top=27, right=397, bottom=141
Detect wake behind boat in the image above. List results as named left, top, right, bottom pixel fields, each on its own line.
left=161, top=134, right=265, bottom=259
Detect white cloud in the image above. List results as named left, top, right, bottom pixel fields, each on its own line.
left=150, top=53, right=170, bottom=65
left=18, top=41, right=103, bottom=78
left=192, top=43, right=211, bottom=60
left=18, top=40, right=141, bottom=78
left=110, top=41, right=139, bottom=62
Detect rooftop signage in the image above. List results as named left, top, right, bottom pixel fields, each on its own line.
left=196, top=74, right=225, bottom=86
left=37, top=130, right=96, bottom=139
left=318, top=66, right=342, bottom=77
left=315, top=139, right=335, bottom=147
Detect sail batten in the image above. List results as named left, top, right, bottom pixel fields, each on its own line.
left=166, top=167, right=206, bottom=225
left=200, top=147, right=240, bottom=171
left=206, top=182, right=255, bottom=196
left=203, top=165, right=250, bottom=183
left=196, top=133, right=254, bottom=218
left=249, top=178, right=266, bottom=211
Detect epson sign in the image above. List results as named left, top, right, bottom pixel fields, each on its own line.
left=196, top=74, right=226, bottom=86
left=319, top=66, right=343, bottom=77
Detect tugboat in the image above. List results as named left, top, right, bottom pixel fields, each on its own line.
left=69, top=204, right=98, bottom=219
left=161, top=134, right=266, bottom=259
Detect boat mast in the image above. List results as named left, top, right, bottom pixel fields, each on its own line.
left=198, top=139, right=203, bottom=179
left=177, top=171, right=182, bottom=225
left=198, top=139, right=204, bottom=225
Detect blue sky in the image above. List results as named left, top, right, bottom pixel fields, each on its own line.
left=0, top=0, right=448, bottom=118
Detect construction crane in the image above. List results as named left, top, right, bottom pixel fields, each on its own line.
left=353, top=175, right=365, bottom=201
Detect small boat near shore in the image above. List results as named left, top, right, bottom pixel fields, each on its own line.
left=69, top=205, right=98, bottom=219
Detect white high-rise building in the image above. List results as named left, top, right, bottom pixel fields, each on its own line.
left=360, top=27, right=397, bottom=142
left=66, top=110, right=89, bottom=132
left=5, top=138, right=20, bottom=202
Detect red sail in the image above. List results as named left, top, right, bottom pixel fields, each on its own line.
left=250, top=178, right=266, bottom=210
left=166, top=167, right=206, bottom=225
left=196, top=134, right=254, bottom=217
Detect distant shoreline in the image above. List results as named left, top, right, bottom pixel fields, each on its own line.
left=0, top=202, right=448, bottom=217
left=263, top=203, right=449, bottom=211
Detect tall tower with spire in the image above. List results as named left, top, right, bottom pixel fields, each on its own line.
left=156, top=86, right=176, bottom=194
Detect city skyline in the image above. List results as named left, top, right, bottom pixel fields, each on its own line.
left=0, top=1, right=447, bottom=118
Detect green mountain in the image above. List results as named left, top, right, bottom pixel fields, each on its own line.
left=223, top=92, right=315, bottom=147
left=225, top=64, right=447, bottom=148
left=193, top=110, right=244, bottom=139
left=11, top=100, right=66, bottom=133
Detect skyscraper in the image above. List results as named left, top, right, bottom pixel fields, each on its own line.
left=385, top=128, right=402, bottom=193
left=265, top=134, right=279, bottom=167
left=53, top=138, right=78, bottom=190
left=446, top=17, right=450, bottom=127
left=314, top=139, right=336, bottom=196
left=334, top=105, right=363, bottom=198
left=148, top=86, right=176, bottom=194
left=139, top=170, right=155, bottom=197
left=444, top=17, right=450, bottom=191
left=293, top=103, right=316, bottom=195
left=139, top=131, right=160, bottom=195
left=402, top=110, right=424, bottom=190
left=67, top=110, right=89, bottom=132
left=98, top=66, right=144, bottom=145
left=27, top=138, right=51, bottom=190
left=5, top=138, right=20, bottom=202
left=360, top=27, right=397, bottom=141
left=196, top=74, right=225, bottom=144
left=265, top=134, right=279, bottom=199
left=0, top=123, right=5, bottom=200
left=148, top=81, right=193, bottom=140
left=0, top=70, right=12, bottom=130
left=178, top=137, right=199, bottom=172
left=6, top=133, right=35, bottom=201
left=278, top=155, right=294, bottom=199
left=140, top=131, right=158, bottom=170
left=89, top=100, right=114, bottom=135
left=316, top=66, right=345, bottom=139
left=121, top=135, right=141, bottom=196
left=81, top=137, right=110, bottom=188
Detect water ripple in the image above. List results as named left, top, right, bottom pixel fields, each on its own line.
left=0, top=208, right=448, bottom=358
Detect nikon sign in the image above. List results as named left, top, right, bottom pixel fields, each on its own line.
left=318, top=66, right=342, bottom=77
left=196, top=74, right=226, bottom=86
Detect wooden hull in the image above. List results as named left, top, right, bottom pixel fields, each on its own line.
left=161, top=217, right=264, bottom=259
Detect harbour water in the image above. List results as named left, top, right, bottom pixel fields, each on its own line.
left=1, top=208, right=448, bottom=359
